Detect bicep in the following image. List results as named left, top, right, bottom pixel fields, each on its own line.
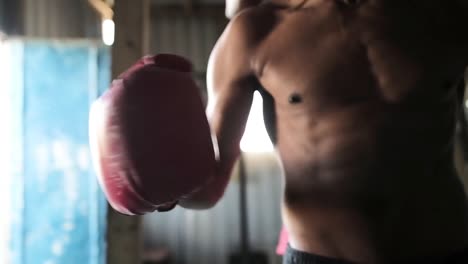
left=206, top=58, right=255, bottom=163
left=206, top=15, right=260, bottom=170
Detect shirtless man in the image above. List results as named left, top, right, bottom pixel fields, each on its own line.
left=180, top=0, right=468, bottom=263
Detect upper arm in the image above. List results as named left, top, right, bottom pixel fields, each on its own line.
left=206, top=12, right=259, bottom=173
left=178, top=10, right=270, bottom=209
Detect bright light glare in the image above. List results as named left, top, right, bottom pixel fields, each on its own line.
left=240, top=91, right=274, bottom=153
left=102, top=19, right=115, bottom=46
left=0, top=39, right=12, bottom=264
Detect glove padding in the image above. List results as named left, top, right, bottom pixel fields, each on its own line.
left=89, top=54, right=216, bottom=215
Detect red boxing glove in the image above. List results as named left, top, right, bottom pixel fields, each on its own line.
left=89, top=54, right=216, bottom=215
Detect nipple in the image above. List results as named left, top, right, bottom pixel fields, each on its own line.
left=289, top=93, right=303, bottom=104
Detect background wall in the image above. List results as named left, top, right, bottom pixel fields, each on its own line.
left=0, top=39, right=15, bottom=264
left=143, top=153, right=284, bottom=264
left=22, top=0, right=101, bottom=38
left=149, top=2, right=227, bottom=102
left=2, top=39, right=109, bottom=264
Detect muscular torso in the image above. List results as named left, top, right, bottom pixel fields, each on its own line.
left=245, top=0, right=468, bottom=263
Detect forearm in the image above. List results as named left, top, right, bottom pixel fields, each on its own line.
left=179, top=152, right=240, bottom=209
left=184, top=7, right=258, bottom=209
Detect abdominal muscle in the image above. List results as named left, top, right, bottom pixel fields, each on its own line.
left=281, top=155, right=468, bottom=263
left=275, top=106, right=468, bottom=263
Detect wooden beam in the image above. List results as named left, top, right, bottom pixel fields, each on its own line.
left=112, top=0, right=150, bottom=76
left=107, top=1, right=150, bottom=264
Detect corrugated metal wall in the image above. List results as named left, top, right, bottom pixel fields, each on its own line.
left=22, top=0, right=100, bottom=38
left=0, top=0, right=23, bottom=35
left=144, top=153, right=283, bottom=264
left=150, top=7, right=227, bottom=103
left=144, top=9, right=284, bottom=264
left=0, top=0, right=4, bottom=32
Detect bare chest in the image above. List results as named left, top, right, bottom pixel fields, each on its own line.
left=256, top=0, right=465, bottom=111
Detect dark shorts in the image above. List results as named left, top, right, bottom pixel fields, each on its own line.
left=283, top=245, right=356, bottom=264
left=284, top=245, right=468, bottom=264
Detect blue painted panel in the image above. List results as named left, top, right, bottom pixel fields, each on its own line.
left=8, top=40, right=109, bottom=264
